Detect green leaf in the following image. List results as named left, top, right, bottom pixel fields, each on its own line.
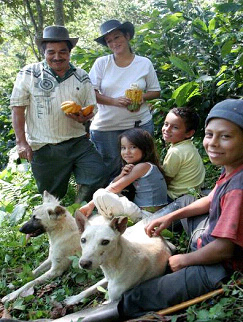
left=172, top=82, right=199, bottom=106
left=208, top=18, right=216, bottom=32
left=12, top=298, right=26, bottom=311
left=10, top=203, right=27, bottom=224
left=161, top=229, right=173, bottom=239
left=169, top=55, right=194, bottom=76
left=221, top=40, right=234, bottom=58
left=97, top=285, right=107, bottom=293
left=197, top=309, right=209, bottom=319
left=215, top=3, right=241, bottom=13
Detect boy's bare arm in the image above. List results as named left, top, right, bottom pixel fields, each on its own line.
left=145, top=195, right=211, bottom=237
left=169, top=238, right=235, bottom=272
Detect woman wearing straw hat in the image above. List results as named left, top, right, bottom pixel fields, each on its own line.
left=89, top=20, right=161, bottom=182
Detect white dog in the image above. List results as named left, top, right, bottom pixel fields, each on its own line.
left=2, top=191, right=81, bottom=303
left=65, top=210, right=172, bottom=305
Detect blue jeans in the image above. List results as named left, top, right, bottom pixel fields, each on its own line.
left=90, top=119, right=154, bottom=181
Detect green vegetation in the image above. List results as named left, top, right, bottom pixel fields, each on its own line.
left=0, top=0, right=242, bottom=320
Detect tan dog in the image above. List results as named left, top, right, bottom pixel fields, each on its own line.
left=2, top=191, right=81, bottom=303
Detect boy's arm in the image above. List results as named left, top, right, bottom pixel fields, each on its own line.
left=169, top=238, right=235, bottom=272
left=145, top=195, right=211, bottom=237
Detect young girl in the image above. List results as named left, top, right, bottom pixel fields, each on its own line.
left=80, top=128, right=167, bottom=222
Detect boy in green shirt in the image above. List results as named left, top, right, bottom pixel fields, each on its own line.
left=162, top=107, right=205, bottom=201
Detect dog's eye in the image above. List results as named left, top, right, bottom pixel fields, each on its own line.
left=101, top=239, right=110, bottom=246
left=81, top=238, right=86, bottom=243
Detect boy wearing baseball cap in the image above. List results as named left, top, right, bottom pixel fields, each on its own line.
left=81, top=99, right=243, bottom=322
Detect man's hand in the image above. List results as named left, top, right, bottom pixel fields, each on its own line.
left=16, top=142, right=33, bottom=162
left=65, top=111, right=94, bottom=123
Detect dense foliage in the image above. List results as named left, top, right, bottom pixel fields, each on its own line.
left=0, top=0, right=242, bottom=320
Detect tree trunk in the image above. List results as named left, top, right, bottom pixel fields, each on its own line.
left=54, top=0, right=65, bottom=26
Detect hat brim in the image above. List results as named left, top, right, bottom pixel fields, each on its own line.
left=94, top=22, right=134, bottom=46
left=35, top=37, right=79, bottom=48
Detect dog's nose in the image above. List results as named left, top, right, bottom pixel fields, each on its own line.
left=80, top=259, right=92, bottom=269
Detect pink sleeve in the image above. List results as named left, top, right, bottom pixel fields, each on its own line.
left=212, top=189, right=243, bottom=247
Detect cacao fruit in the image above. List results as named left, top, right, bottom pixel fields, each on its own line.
left=125, top=84, right=143, bottom=112
left=61, top=101, right=81, bottom=114
left=82, top=105, right=94, bottom=116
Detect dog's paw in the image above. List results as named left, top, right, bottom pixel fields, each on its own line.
left=2, top=291, right=18, bottom=303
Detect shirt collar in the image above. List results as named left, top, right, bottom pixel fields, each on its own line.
left=43, top=60, right=76, bottom=82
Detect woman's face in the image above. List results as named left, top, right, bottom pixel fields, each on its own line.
left=105, top=30, right=130, bottom=54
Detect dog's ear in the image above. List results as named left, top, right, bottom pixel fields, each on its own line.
left=43, top=190, right=58, bottom=203
left=48, top=206, right=66, bottom=219
left=110, top=216, right=128, bottom=235
left=75, top=209, right=88, bottom=233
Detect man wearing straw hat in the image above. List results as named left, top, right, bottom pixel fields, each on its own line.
left=10, top=26, right=107, bottom=202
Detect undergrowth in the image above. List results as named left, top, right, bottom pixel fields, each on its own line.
left=0, top=157, right=242, bottom=321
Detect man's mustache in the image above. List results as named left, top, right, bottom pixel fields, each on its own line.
left=51, top=59, right=65, bottom=62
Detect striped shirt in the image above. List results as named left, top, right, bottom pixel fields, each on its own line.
left=10, top=61, right=96, bottom=151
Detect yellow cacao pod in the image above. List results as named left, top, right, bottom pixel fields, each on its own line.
left=61, top=101, right=81, bottom=114
left=82, top=105, right=94, bottom=116
left=125, top=89, right=143, bottom=112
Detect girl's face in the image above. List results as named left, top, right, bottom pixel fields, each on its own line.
left=120, top=137, right=143, bottom=164
left=105, top=30, right=130, bottom=55
left=162, top=112, right=194, bottom=144
left=203, top=118, right=243, bottom=175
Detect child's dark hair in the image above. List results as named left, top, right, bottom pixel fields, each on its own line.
left=170, top=107, right=199, bottom=132
left=118, top=128, right=163, bottom=173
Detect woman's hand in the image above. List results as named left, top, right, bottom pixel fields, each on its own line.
left=112, top=96, right=131, bottom=108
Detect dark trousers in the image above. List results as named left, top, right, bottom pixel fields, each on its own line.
left=31, top=136, right=107, bottom=199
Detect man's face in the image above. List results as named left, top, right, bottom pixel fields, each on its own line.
left=44, top=42, right=70, bottom=75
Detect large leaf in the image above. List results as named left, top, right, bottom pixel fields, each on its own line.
left=221, top=39, right=234, bottom=58
left=10, top=203, right=27, bottom=225
left=169, top=55, right=195, bottom=76
left=172, top=82, right=199, bottom=106
left=215, top=3, right=242, bottom=13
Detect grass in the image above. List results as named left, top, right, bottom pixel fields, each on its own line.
left=0, top=158, right=242, bottom=321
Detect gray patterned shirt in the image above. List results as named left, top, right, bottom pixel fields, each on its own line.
left=10, top=61, right=96, bottom=150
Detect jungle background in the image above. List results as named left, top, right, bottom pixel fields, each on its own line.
left=0, top=0, right=242, bottom=321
